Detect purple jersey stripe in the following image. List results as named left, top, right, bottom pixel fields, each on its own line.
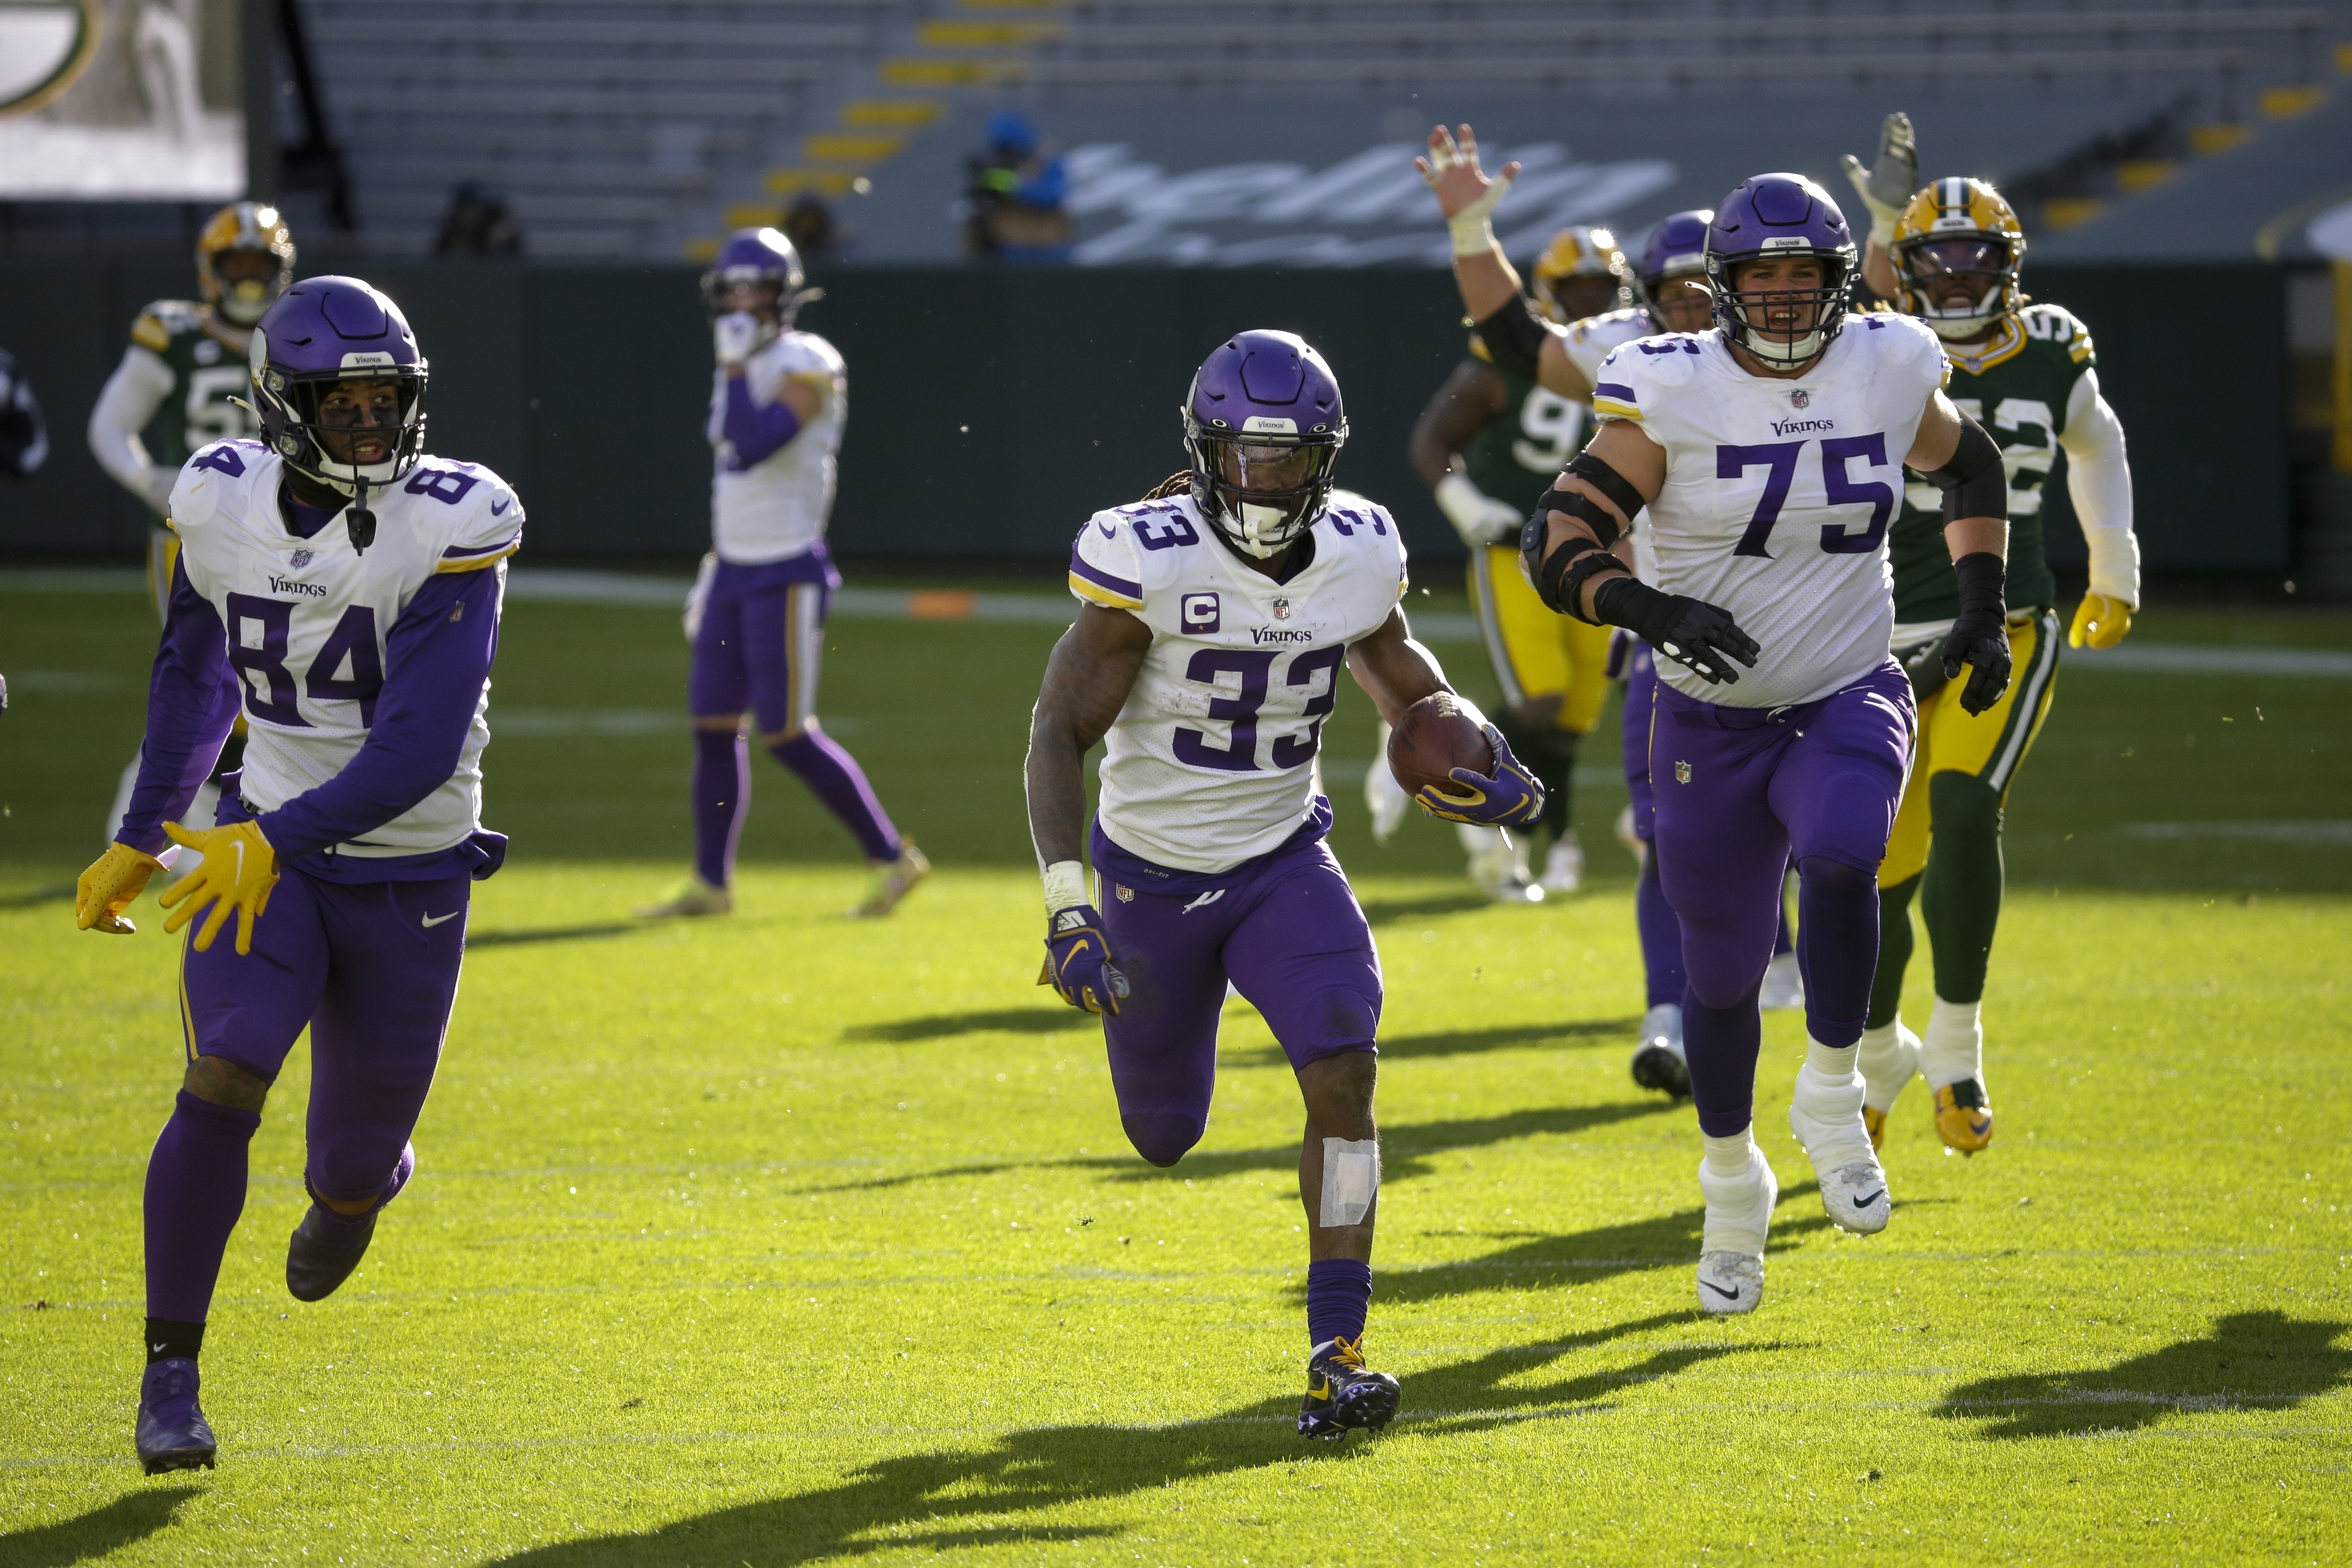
left=1593, top=382, right=1637, bottom=402
left=1068, top=548, right=1142, bottom=601
left=442, top=531, right=521, bottom=559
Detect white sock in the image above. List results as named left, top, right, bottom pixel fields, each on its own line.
left=1702, top=1129, right=1757, bottom=1178
left=1921, top=998, right=1984, bottom=1090
left=1790, top=1040, right=1871, bottom=1167
left=1804, top=1038, right=1857, bottom=1078
left=1857, top=1019, right=1915, bottom=1112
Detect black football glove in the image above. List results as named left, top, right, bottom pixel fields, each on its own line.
left=1592, top=576, right=1760, bottom=686
left=1941, top=553, right=2012, bottom=715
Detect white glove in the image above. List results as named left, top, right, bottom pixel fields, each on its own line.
left=1435, top=471, right=1524, bottom=548
left=682, top=551, right=719, bottom=642
left=712, top=312, right=769, bottom=368
left=1838, top=111, right=1918, bottom=247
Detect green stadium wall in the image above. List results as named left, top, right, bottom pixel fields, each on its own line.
left=0, top=260, right=2289, bottom=576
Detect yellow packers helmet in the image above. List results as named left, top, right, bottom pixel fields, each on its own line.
left=1530, top=226, right=1632, bottom=323
left=1890, top=177, right=2027, bottom=342
left=196, top=202, right=297, bottom=328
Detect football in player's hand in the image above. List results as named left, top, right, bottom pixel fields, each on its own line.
left=1387, top=693, right=1494, bottom=794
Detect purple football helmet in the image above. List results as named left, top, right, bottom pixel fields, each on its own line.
left=249, top=276, right=428, bottom=548
left=1181, top=330, right=1347, bottom=559
left=1634, top=208, right=1714, bottom=330
left=700, top=226, right=819, bottom=326
left=1703, top=175, right=1858, bottom=370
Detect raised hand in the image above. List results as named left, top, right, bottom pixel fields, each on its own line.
left=1416, top=124, right=1518, bottom=230
left=1838, top=111, right=1917, bottom=244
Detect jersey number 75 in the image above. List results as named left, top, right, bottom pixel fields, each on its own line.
left=1716, top=434, right=1896, bottom=559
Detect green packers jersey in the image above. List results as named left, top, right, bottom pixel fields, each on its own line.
left=1890, top=301, right=2090, bottom=619
left=127, top=299, right=259, bottom=470
left=1457, top=345, right=1592, bottom=515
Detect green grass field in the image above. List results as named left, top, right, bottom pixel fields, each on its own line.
left=3, top=578, right=2350, bottom=1566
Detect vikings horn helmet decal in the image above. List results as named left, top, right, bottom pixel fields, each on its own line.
left=1181, top=330, right=1348, bottom=559
left=196, top=202, right=297, bottom=328
left=1891, top=177, right=2029, bottom=342
left=1703, top=174, right=1859, bottom=371
left=248, top=277, right=429, bottom=551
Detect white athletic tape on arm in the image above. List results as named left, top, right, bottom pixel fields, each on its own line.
left=1042, top=859, right=1090, bottom=916
left=1319, top=1137, right=1379, bottom=1228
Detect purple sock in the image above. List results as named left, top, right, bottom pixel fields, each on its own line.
left=1794, top=855, right=1878, bottom=1047
left=144, top=1089, right=261, bottom=1323
left=769, top=728, right=901, bottom=862
left=1305, top=1257, right=1372, bottom=1348
left=693, top=729, right=750, bottom=888
left=1637, top=852, right=1686, bottom=1009
left=1682, top=981, right=1763, bottom=1138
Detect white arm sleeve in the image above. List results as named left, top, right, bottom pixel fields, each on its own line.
left=88, top=346, right=179, bottom=514
left=2058, top=368, right=2137, bottom=605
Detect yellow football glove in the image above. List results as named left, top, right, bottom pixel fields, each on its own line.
left=2068, top=592, right=2133, bottom=650
left=158, top=819, right=279, bottom=955
left=75, top=843, right=166, bottom=935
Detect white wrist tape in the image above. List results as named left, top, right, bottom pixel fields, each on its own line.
left=1445, top=171, right=1513, bottom=259
left=1319, top=1137, right=1379, bottom=1228
left=1042, top=859, right=1090, bottom=916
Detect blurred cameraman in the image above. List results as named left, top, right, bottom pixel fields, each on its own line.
left=961, top=111, right=1071, bottom=263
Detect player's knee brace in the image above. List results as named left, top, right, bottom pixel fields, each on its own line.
left=182, top=1054, right=269, bottom=1112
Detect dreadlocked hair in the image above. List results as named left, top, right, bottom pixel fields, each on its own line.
left=1141, top=470, right=1194, bottom=502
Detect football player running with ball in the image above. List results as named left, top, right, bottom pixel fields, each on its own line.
left=1841, top=118, right=2141, bottom=1156
left=1026, top=330, right=1543, bottom=1436
left=1424, top=126, right=2013, bottom=1314
left=639, top=227, right=926, bottom=921
left=1399, top=226, right=1638, bottom=901
left=72, top=277, right=522, bottom=1472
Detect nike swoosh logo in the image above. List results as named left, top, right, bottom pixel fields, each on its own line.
left=230, top=840, right=244, bottom=882
left=492, top=498, right=511, bottom=516
left=422, top=911, right=460, bottom=928
left=1096, top=520, right=1116, bottom=537
left=1180, top=890, right=1225, bottom=914
left=1855, top=1190, right=1886, bottom=1208
left=150, top=1342, right=168, bottom=1354
left=1701, top=1279, right=1740, bottom=1301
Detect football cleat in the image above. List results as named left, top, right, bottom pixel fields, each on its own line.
left=1759, top=950, right=1805, bottom=1011
left=1298, top=1336, right=1401, bottom=1440
left=1461, top=826, right=1542, bottom=904
left=1789, top=1064, right=1890, bottom=1234
left=634, top=877, right=733, bottom=918
left=1696, top=1143, right=1777, bottom=1315
left=1630, top=1003, right=1688, bottom=1097
left=851, top=839, right=930, bottom=918
left=1858, top=1020, right=1922, bottom=1151
left=287, top=1203, right=378, bottom=1302
left=1366, top=729, right=1411, bottom=845
left=1934, top=1079, right=1994, bottom=1154
left=1539, top=835, right=1585, bottom=895
left=136, top=1358, right=218, bottom=1474
left=1695, top=1250, right=1764, bottom=1316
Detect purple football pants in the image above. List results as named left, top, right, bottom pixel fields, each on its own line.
left=1096, top=836, right=1382, bottom=1167
left=1651, top=659, right=1915, bottom=1136
left=146, top=867, right=467, bottom=1322
left=1622, top=646, right=1687, bottom=1010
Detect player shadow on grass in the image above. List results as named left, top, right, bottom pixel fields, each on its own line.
left=1380, top=1189, right=1836, bottom=1304
left=1355, top=890, right=1497, bottom=926
left=841, top=1007, right=1097, bottom=1043
left=466, top=921, right=642, bottom=949
left=1933, top=1309, right=2352, bottom=1440
left=0, top=1486, right=202, bottom=1567
left=0, top=882, right=74, bottom=911
left=486, top=1315, right=1744, bottom=1567
left=1225, top=1017, right=1643, bottom=1068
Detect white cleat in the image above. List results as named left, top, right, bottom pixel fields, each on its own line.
left=1366, top=725, right=1411, bottom=845
left=1630, top=1003, right=1688, bottom=1097
left=1539, top=835, right=1585, bottom=895
left=1460, top=824, right=1542, bottom=904
left=1695, top=1145, right=1777, bottom=1315
left=1789, top=1063, right=1891, bottom=1234
left=1759, top=950, right=1805, bottom=1011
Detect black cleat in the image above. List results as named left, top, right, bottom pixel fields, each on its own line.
left=1297, top=1337, right=1401, bottom=1441
left=1631, top=1043, right=1690, bottom=1097
left=136, top=1358, right=218, bottom=1474
left=287, top=1204, right=377, bottom=1302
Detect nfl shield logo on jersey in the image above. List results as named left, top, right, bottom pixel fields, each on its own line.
left=1115, top=884, right=1133, bottom=903
left=1271, top=597, right=1292, bottom=620
left=1789, top=389, right=1811, bottom=409
left=1675, top=760, right=1693, bottom=784
left=289, top=549, right=313, bottom=568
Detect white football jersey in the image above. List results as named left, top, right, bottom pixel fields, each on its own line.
left=1559, top=307, right=1668, bottom=581
left=1069, top=489, right=1407, bottom=874
left=167, top=439, right=520, bottom=857
left=707, top=329, right=847, bottom=565
left=1590, top=314, right=1949, bottom=707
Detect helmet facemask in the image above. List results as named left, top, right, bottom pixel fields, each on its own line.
left=1184, top=421, right=1344, bottom=559
left=250, top=329, right=427, bottom=550
left=1708, top=250, right=1854, bottom=371
left=1896, top=236, right=2022, bottom=341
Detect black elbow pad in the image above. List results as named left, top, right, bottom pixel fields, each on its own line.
left=1926, top=414, right=2007, bottom=525
left=1474, top=293, right=1552, bottom=382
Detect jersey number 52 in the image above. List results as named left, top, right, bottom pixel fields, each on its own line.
left=1716, top=434, right=1895, bottom=559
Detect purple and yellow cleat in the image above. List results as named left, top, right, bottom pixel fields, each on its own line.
left=1297, top=1336, right=1401, bottom=1441
left=136, top=1358, right=218, bottom=1474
